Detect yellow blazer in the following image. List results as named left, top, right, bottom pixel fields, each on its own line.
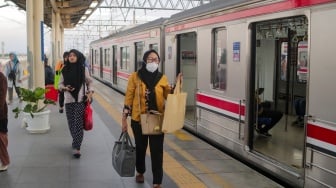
left=124, top=72, right=171, bottom=122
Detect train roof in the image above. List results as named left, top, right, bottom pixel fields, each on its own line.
left=166, top=0, right=254, bottom=24
left=90, top=18, right=167, bottom=45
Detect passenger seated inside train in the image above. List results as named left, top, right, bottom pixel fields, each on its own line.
left=256, top=88, right=283, bottom=137
left=292, top=98, right=306, bottom=127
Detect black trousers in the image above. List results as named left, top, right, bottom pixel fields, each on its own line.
left=131, top=120, right=164, bottom=184
left=258, top=109, right=283, bottom=133
left=58, top=91, right=64, bottom=108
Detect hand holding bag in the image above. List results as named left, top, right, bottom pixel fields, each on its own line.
left=161, top=76, right=187, bottom=133
left=84, top=101, right=93, bottom=131
left=140, top=110, right=163, bottom=135
left=112, top=132, right=136, bottom=177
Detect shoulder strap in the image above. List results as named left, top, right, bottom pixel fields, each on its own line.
left=12, top=62, right=18, bottom=71
left=8, top=62, right=12, bottom=70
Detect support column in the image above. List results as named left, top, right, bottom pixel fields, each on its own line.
left=52, top=8, right=65, bottom=65
left=26, top=1, right=34, bottom=88
left=33, top=0, right=44, bottom=89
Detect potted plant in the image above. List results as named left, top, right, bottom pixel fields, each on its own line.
left=12, top=87, right=56, bottom=133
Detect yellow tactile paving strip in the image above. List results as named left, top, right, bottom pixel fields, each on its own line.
left=94, top=88, right=232, bottom=188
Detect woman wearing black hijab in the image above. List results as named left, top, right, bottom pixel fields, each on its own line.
left=122, top=49, right=181, bottom=188
left=58, top=49, right=94, bottom=158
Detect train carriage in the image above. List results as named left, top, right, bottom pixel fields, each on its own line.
left=90, top=18, right=167, bottom=93
left=89, top=0, right=336, bottom=187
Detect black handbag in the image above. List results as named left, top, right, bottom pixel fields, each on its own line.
left=112, top=132, right=136, bottom=177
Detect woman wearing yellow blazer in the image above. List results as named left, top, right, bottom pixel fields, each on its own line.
left=122, top=49, right=181, bottom=188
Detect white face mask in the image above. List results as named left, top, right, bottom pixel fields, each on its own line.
left=146, top=63, right=158, bottom=73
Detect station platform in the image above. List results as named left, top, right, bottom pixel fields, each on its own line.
left=0, top=80, right=283, bottom=188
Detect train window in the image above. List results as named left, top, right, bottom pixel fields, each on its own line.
left=150, top=44, right=158, bottom=52
left=296, top=41, right=308, bottom=83
left=120, top=46, right=130, bottom=70
left=95, top=50, right=98, bottom=65
left=280, top=42, right=288, bottom=81
left=104, top=48, right=111, bottom=67
left=135, top=42, right=144, bottom=70
left=212, top=28, right=227, bottom=91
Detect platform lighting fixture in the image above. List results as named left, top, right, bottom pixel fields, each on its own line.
left=81, top=15, right=87, bottom=20
left=85, top=8, right=92, bottom=15
left=89, top=0, right=98, bottom=8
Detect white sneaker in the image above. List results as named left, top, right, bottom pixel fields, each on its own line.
left=0, top=165, right=8, bottom=172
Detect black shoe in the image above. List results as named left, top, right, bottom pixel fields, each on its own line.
left=292, top=118, right=303, bottom=126
left=260, top=132, right=272, bottom=137
left=73, top=150, right=81, bottom=158
left=73, top=153, right=81, bottom=158
left=255, top=127, right=261, bottom=134
left=59, top=108, right=64, bottom=113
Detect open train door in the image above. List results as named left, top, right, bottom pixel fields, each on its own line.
left=250, top=16, right=308, bottom=182
left=176, top=32, right=197, bottom=128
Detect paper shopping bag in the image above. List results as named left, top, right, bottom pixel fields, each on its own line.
left=140, top=112, right=163, bottom=135
left=161, top=77, right=187, bottom=133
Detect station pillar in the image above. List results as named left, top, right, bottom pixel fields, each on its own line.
left=26, top=0, right=44, bottom=89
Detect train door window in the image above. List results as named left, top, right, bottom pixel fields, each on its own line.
left=252, top=16, right=308, bottom=174
left=107, top=48, right=111, bottom=67
left=104, top=48, right=110, bottom=67
left=149, top=43, right=158, bottom=52
left=93, top=49, right=97, bottom=75
left=112, top=45, right=117, bottom=85
left=120, top=46, right=130, bottom=70
left=90, top=49, right=94, bottom=75
left=95, top=49, right=98, bottom=66
left=212, top=27, right=227, bottom=91
left=135, top=42, right=144, bottom=71
left=99, top=47, right=103, bottom=78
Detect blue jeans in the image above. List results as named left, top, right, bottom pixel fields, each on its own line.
left=294, top=98, right=306, bottom=119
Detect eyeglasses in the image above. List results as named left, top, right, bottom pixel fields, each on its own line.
left=146, top=58, right=159, bottom=63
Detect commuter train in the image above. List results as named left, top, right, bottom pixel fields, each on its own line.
left=89, top=0, right=336, bottom=187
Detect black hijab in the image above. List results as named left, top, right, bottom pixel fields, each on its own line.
left=62, top=49, right=86, bottom=102
left=137, top=50, right=162, bottom=111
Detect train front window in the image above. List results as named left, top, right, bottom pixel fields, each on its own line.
left=212, top=28, right=227, bottom=91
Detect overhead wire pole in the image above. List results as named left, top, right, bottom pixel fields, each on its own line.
left=64, top=0, right=213, bottom=52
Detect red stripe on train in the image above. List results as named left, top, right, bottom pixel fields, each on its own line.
left=307, top=123, right=336, bottom=146
left=196, top=93, right=245, bottom=116
left=117, top=72, right=130, bottom=79
left=165, top=0, right=333, bottom=33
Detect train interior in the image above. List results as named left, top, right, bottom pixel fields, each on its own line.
left=252, top=16, right=308, bottom=174
left=176, top=32, right=198, bottom=127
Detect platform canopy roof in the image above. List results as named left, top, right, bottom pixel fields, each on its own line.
left=9, top=0, right=101, bottom=28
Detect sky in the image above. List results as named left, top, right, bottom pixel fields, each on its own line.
left=0, top=0, right=52, bottom=55
left=0, top=0, right=28, bottom=54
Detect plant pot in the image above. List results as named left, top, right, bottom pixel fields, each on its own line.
left=22, top=110, right=51, bottom=133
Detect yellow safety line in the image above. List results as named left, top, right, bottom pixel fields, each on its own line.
left=94, top=89, right=230, bottom=187
left=165, top=139, right=233, bottom=188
